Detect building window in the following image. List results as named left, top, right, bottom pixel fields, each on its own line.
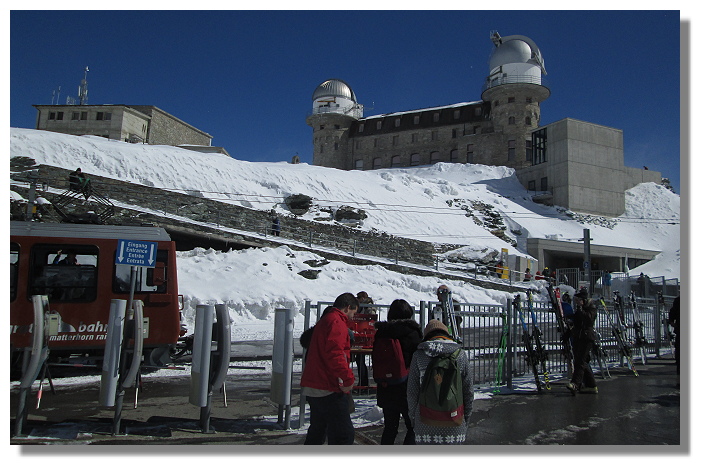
left=414, top=116, right=420, bottom=125
left=355, top=141, right=361, bottom=150
left=29, top=244, right=99, bottom=302
left=526, top=97, right=532, bottom=103
left=540, top=177, right=548, bottom=192
left=374, top=138, right=379, bottom=148
left=334, top=124, right=340, bottom=129
left=532, top=128, right=547, bottom=165
left=80, top=112, right=87, bottom=120
left=395, top=118, right=401, bottom=127
left=334, top=143, right=339, bottom=150
left=508, top=140, right=516, bottom=160
left=528, top=180, right=536, bottom=191
left=359, top=124, right=364, bottom=132
left=508, top=97, right=515, bottom=103
left=466, top=144, right=474, bottom=163
left=355, top=159, right=364, bottom=170
left=431, top=130, right=438, bottom=141
left=320, top=125, right=325, bottom=130
left=72, top=112, right=80, bottom=120
left=392, top=135, right=399, bottom=146
left=525, top=116, right=532, bottom=125
left=430, top=151, right=441, bottom=163
left=391, top=155, right=401, bottom=167
left=453, top=110, right=460, bottom=119
left=450, top=149, right=459, bottom=162
left=508, top=116, right=515, bottom=125
left=474, top=126, right=481, bottom=135
left=373, top=157, right=382, bottom=169
left=411, top=133, right=418, bottom=143
left=320, top=145, right=324, bottom=153
left=525, top=140, right=532, bottom=161
left=376, top=121, right=382, bottom=130
left=494, top=100, right=499, bottom=107
left=410, top=153, right=421, bottom=166
left=96, top=112, right=111, bottom=121
left=433, top=113, right=439, bottom=122
left=475, top=107, right=482, bottom=116
left=451, top=129, right=458, bottom=138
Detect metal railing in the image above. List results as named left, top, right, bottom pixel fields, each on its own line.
left=303, top=293, right=677, bottom=390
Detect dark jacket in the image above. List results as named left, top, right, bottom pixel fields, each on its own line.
left=572, top=298, right=597, bottom=342
left=372, top=319, right=423, bottom=409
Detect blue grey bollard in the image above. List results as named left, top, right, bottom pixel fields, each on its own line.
left=271, top=308, right=295, bottom=428
left=14, top=295, right=50, bottom=437
left=99, top=299, right=127, bottom=407
left=189, top=305, right=215, bottom=408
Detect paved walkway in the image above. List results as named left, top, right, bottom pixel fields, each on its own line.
left=10, top=355, right=683, bottom=448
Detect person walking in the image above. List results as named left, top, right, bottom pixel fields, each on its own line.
left=300, top=293, right=359, bottom=444
left=668, top=295, right=680, bottom=376
left=372, top=299, right=423, bottom=444
left=407, top=319, right=474, bottom=444
left=566, top=287, right=599, bottom=395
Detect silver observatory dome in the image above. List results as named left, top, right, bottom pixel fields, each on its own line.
left=488, top=31, right=547, bottom=75
left=312, top=79, right=357, bottom=102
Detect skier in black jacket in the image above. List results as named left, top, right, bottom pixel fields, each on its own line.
left=566, top=287, right=599, bottom=395
left=373, top=299, right=423, bottom=444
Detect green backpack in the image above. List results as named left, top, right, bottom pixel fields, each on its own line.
left=419, top=349, right=464, bottom=427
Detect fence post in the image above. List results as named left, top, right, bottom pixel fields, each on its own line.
left=654, top=295, right=662, bottom=358
left=506, top=297, right=514, bottom=390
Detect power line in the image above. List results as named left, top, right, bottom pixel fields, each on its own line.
left=17, top=176, right=681, bottom=225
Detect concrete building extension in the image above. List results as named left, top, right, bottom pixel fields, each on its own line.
left=32, top=104, right=226, bottom=155
left=305, top=32, right=662, bottom=218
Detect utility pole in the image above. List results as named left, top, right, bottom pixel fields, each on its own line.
left=579, top=228, right=592, bottom=294
left=25, top=170, right=39, bottom=221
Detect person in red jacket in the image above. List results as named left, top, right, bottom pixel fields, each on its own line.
left=301, top=292, right=359, bottom=444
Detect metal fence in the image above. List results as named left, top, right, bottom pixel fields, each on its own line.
left=303, top=293, right=678, bottom=390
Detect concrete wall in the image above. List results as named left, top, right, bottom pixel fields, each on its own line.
left=34, top=105, right=211, bottom=147
left=131, top=106, right=212, bottom=147
left=34, top=105, right=150, bottom=142
left=517, top=118, right=635, bottom=217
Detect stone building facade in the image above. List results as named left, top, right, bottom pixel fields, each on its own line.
left=33, top=104, right=213, bottom=147
left=305, top=32, right=663, bottom=217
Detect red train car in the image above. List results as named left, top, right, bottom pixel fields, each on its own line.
left=10, top=221, right=183, bottom=368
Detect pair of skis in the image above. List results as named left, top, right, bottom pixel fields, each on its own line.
left=628, top=292, right=649, bottom=365
left=546, top=284, right=574, bottom=377
left=436, top=287, right=462, bottom=343
left=513, top=293, right=551, bottom=391
left=599, top=296, right=639, bottom=376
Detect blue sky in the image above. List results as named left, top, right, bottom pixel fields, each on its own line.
left=10, top=9, right=682, bottom=193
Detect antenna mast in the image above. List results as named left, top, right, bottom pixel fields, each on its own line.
left=78, top=66, right=89, bottom=105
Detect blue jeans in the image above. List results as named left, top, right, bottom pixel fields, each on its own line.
left=304, top=393, right=355, bottom=445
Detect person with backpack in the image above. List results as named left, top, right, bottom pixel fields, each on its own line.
left=300, top=293, right=359, bottom=444
left=566, top=287, right=599, bottom=395
left=407, top=319, right=474, bottom=445
left=372, top=298, right=423, bottom=444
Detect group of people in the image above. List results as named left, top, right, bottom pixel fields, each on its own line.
left=300, top=287, right=474, bottom=445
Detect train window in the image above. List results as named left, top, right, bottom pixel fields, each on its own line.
left=113, top=249, right=168, bottom=294
left=10, top=243, right=19, bottom=301
left=28, top=244, right=99, bottom=302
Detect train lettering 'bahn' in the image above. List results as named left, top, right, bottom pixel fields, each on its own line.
left=10, top=221, right=184, bottom=370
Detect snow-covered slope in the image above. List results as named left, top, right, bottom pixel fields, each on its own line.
left=10, top=128, right=680, bottom=338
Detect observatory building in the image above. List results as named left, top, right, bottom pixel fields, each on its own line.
left=306, top=32, right=662, bottom=217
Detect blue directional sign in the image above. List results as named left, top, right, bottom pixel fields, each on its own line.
left=115, top=239, right=158, bottom=267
